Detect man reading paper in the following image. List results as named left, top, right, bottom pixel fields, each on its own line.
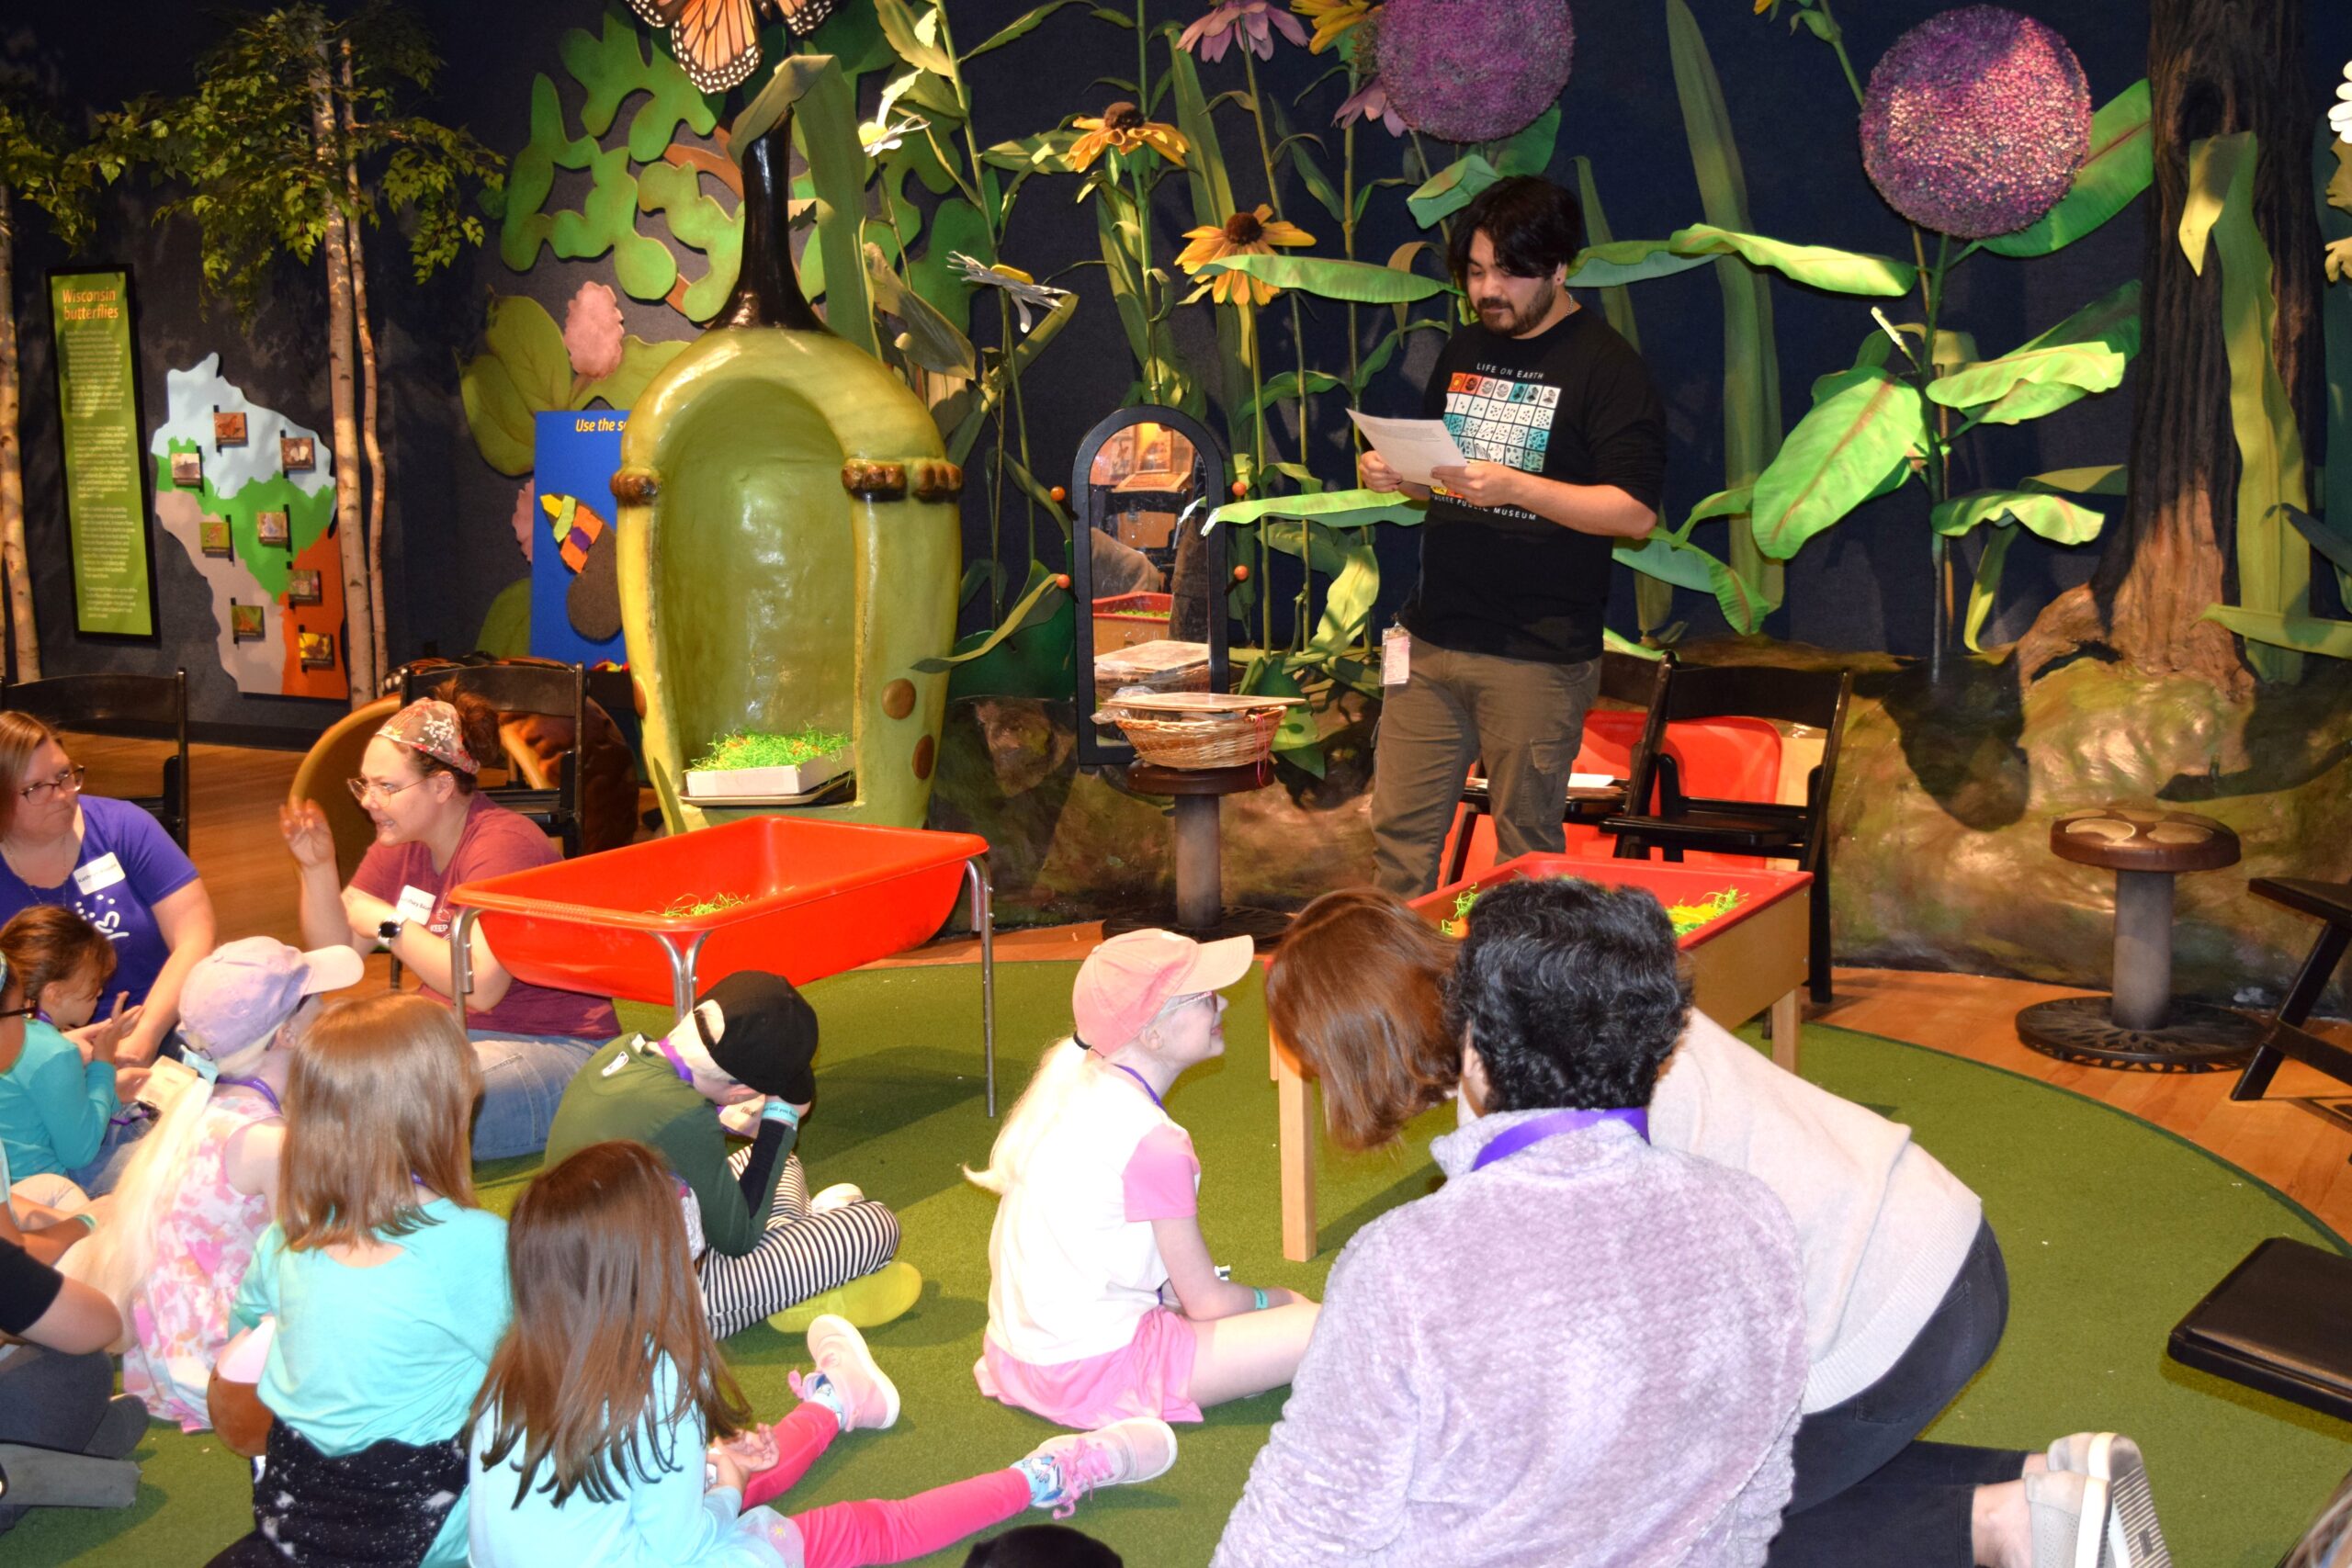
left=1359, top=175, right=1667, bottom=897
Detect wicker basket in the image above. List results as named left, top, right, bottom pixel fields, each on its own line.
left=1101, top=704, right=1284, bottom=769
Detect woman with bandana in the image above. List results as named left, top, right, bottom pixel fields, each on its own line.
left=278, top=695, right=617, bottom=1158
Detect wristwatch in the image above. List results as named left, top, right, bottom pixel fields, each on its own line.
left=377, top=917, right=404, bottom=950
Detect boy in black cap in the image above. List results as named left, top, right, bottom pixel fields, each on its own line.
left=540, top=971, right=919, bottom=1337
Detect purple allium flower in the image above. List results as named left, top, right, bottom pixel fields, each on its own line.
left=1178, top=1, right=1309, bottom=62
left=1377, top=0, right=1573, bottom=144
left=1860, top=6, right=2091, bottom=240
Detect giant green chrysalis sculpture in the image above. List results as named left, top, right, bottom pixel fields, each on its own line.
left=613, top=73, right=962, bottom=833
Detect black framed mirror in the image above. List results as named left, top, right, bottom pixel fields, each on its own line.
left=1069, top=405, right=1229, bottom=767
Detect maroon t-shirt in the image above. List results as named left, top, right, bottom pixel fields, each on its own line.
left=350, top=795, right=617, bottom=1040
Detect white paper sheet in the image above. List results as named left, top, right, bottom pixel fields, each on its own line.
left=1346, top=410, right=1467, bottom=488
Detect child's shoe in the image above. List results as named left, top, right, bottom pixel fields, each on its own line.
left=767, top=1260, right=922, bottom=1334
left=2023, top=1444, right=2171, bottom=1568
left=796, top=1314, right=899, bottom=1432
left=808, top=1182, right=865, bottom=1213
left=1014, top=1418, right=1178, bottom=1518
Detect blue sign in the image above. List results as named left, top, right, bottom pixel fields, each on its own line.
left=530, top=409, right=629, bottom=667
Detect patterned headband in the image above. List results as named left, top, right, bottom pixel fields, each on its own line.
left=377, top=699, right=480, bottom=774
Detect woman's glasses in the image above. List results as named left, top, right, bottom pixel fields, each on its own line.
left=346, top=776, right=423, bottom=806
left=19, top=764, right=87, bottom=804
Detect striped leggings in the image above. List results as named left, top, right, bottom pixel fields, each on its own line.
left=697, top=1150, right=902, bottom=1339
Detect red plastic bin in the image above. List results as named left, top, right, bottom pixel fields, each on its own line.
left=447, top=816, right=989, bottom=1006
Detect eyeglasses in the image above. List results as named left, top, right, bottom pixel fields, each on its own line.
left=20, top=765, right=86, bottom=804
left=346, top=775, right=424, bottom=806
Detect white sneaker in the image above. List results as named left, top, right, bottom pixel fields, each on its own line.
left=809, top=1182, right=865, bottom=1213
left=2024, top=1438, right=2171, bottom=1568
left=800, top=1314, right=899, bottom=1432
left=1019, top=1417, right=1178, bottom=1517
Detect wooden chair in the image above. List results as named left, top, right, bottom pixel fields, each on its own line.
left=2229, top=877, right=2352, bottom=1104
left=400, top=661, right=589, bottom=859
left=1, top=669, right=190, bottom=850
left=1440, top=649, right=1675, bottom=889
left=1602, top=663, right=1851, bottom=1004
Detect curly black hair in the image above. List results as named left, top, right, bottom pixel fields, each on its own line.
left=1448, top=175, right=1587, bottom=284
left=964, top=1525, right=1124, bottom=1568
left=1443, top=878, right=1691, bottom=1112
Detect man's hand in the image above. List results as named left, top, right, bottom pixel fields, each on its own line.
left=1430, top=461, right=1524, bottom=511
left=1358, top=449, right=1405, bottom=492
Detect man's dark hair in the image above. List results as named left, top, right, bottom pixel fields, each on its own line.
left=965, top=1525, right=1125, bottom=1568
left=1443, top=878, right=1691, bottom=1112
left=1448, top=175, right=1588, bottom=285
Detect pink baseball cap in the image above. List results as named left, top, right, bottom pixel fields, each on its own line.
left=1071, top=930, right=1256, bottom=1050
left=180, top=936, right=367, bottom=1063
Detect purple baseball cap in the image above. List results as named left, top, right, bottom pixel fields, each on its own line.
left=179, top=937, right=367, bottom=1063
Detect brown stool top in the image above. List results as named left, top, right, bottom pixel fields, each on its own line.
left=1126, top=759, right=1276, bottom=796
left=2051, top=805, right=2240, bottom=874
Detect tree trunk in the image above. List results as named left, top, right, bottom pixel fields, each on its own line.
left=311, top=42, right=377, bottom=704
left=342, top=45, right=389, bottom=683
left=2017, top=0, right=2318, bottom=695
left=0, top=185, right=38, bottom=682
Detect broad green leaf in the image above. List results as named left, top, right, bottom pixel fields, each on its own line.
left=1567, top=239, right=1713, bottom=288
left=1239, top=655, right=1323, bottom=773
left=1930, top=490, right=2105, bottom=546
left=964, top=0, right=1089, bottom=60
left=1927, top=280, right=2141, bottom=423
left=2199, top=605, right=2352, bottom=661
left=1982, top=80, right=2154, bottom=257
left=875, top=0, right=956, bottom=76
left=911, top=564, right=1068, bottom=670
left=1490, top=106, right=1560, bottom=179
left=1602, top=628, right=1668, bottom=660
left=866, top=247, right=978, bottom=378
left=1707, top=555, right=1773, bottom=634
left=1197, top=253, right=1454, bottom=304
left=2189, top=131, right=2311, bottom=682
left=458, top=352, right=536, bottom=477
left=1408, top=153, right=1499, bottom=228
left=1208, top=488, right=1431, bottom=530
left=1306, top=544, right=1380, bottom=654
left=481, top=294, right=570, bottom=412
left=981, top=129, right=1082, bottom=173
left=944, top=289, right=1079, bottom=464
left=1290, top=138, right=1344, bottom=227
left=1681, top=485, right=1755, bottom=532
left=2283, top=502, right=2352, bottom=577
left=2024, top=465, right=2129, bottom=496
left=1668, top=223, right=1916, bottom=297
left=1614, top=532, right=1721, bottom=593
left=1962, top=524, right=2018, bottom=653
left=1750, top=368, right=1928, bottom=558
left=1244, top=368, right=1345, bottom=418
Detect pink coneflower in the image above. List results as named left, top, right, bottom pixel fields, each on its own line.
left=1178, top=0, right=1309, bottom=62
left=1333, top=8, right=1405, bottom=136
left=1336, top=76, right=1406, bottom=137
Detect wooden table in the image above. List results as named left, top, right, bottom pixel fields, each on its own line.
left=1272, top=854, right=1815, bottom=1260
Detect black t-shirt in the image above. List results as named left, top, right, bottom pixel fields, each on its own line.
left=1402, top=306, right=1667, bottom=663
left=0, top=1238, right=64, bottom=1337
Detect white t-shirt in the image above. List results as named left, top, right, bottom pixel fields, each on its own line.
left=984, top=1056, right=1202, bottom=1365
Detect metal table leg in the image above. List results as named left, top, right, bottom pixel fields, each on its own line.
left=656, top=929, right=710, bottom=1026
left=447, top=908, right=480, bottom=1031
left=966, top=856, right=997, bottom=1116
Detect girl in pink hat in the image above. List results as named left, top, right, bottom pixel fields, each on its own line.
left=966, top=930, right=1318, bottom=1429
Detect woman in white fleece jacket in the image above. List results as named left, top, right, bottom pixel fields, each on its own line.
left=1258, top=887, right=2170, bottom=1568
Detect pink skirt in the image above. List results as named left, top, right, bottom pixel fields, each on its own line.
left=974, top=1306, right=1203, bottom=1427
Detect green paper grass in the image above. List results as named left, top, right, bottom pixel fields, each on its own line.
left=1438, top=877, right=1745, bottom=939
left=689, top=727, right=851, bottom=772
left=651, top=892, right=752, bottom=918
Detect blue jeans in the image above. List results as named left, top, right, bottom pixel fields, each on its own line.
left=1767, top=1219, right=2030, bottom=1567
left=468, top=1031, right=600, bottom=1160
left=67, top=1112, right=153, bottom=1197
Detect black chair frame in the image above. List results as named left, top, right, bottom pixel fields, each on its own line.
left=398, top=661, right=588, bottom=859
left=1, top=668, right=190, bottom=850
left=1601, top=662, right=1851, bottom=1005
left=2230, top=877, right=2352, bottom=1110
left=1440, top=649, right=1676, bottom=889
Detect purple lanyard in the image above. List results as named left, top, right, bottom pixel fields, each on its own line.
left=220, top=1076, right=284, bottom=1115
left=1470, top=1107, right=1649, bottom=1172
left=653, top=1035, right=695, bottom=1084
left=1107, top=1060, right=1163, bottom=1109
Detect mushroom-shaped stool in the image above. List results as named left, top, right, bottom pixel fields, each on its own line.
left=2016, top=806, right=2266, bottom=1069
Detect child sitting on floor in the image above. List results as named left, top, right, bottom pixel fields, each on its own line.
left=967, top=930, right=1318, bottom=1428
left=468, top=1138, right=1176, bottom=1568
left=539, top=972, right=917, bottom=1338
left=0, top=906, right=146, bottom=1197
left=62, top=936, right=362, bottom=1429
left=209, top=992, right=507, bottom=1568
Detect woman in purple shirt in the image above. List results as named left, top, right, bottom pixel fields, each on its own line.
left=0, top=714, right=215, bottom=1066
left=279, top=694, right=616, bottom=1158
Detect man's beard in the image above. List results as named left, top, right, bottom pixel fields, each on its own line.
left=1476, top=278, right=1558, bottom=336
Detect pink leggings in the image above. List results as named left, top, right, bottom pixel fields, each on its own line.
left=742, top=1402, right=1030, bottom=1568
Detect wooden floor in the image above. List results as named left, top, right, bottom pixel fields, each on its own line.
left=62, top=729, right=2352, bottom=1244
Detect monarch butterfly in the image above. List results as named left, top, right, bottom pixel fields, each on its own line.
left=625, top=0, right=837, bottom=95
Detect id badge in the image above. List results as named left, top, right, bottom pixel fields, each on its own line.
left=396, top=885, right=439, bottom=927
left=1381, top=625, right=1411, bottom=687
left=73, top=852, right=127, bottom=895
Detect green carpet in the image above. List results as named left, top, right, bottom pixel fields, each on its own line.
left=11, top=964, right=2346, bottom=1567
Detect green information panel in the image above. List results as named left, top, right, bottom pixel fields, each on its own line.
left=49, top=268, right=156, bottom=637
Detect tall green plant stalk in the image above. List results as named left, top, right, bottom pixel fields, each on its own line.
left=1238, top=47, right=1317, bottom=648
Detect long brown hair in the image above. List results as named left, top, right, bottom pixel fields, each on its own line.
left=472, top=1140, right=752, bottom=1506
left=1265, top=887, right=1459, bottom=1150
left=0, top=905, right=118, bottom=1013
left=0, top=711, right=64, bottom=838
left=278, top=992, right=481, bottom=1251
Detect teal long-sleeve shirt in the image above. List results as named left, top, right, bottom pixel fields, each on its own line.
left=540, top=1034, right=798, bottom=1258
left=0, top=1020, right=118, bottom=1179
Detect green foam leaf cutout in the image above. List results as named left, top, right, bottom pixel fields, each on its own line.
left=1750, top=367, right=1928, bottom=559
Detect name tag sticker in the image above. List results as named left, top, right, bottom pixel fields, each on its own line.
left=73, top=853, right=127, bottom=896
left=396, top=885, right=439, bottom=926
left=1382, top=626, right=1411, bottom=687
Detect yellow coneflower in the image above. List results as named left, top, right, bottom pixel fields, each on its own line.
left=1065, top=102, right=1189, bottom=172
left=1176, top=205, right=1316, bottom=306
left=1292, top=0, right=1374, bottom=53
